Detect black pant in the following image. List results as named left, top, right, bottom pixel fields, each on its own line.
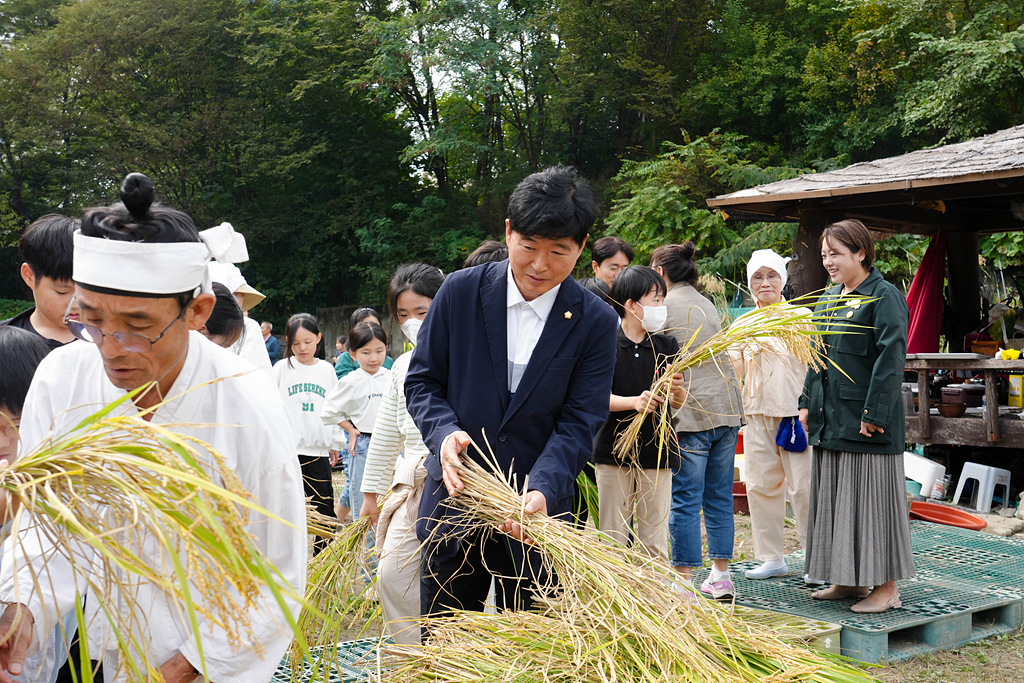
left=298, top=454, right=337, bottom=555
left=420, top=530, right=543, bottom=638
left=55, top=622, right=103, bottom=683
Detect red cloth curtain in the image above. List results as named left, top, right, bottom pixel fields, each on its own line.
left=905, top=231, right=946, bottom=354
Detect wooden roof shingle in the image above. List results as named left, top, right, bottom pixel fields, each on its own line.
left=709, top=124, right=1024, bottom=208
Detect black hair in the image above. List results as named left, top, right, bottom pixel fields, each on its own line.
left=283, top=313, right=322, bottom=367
left=463, top=240, right=508, bottom=268
left=649, top=242, right=698, bottom=287
left=387, top=263, right=445, bottom=321
left=580, top=276, right=611, bottom=304
left=79, top=173, right=201, bottom=309
left=506, top=166, right=597, bottom=247
left=347, top=321, right=388, bottom=352
left=203, top=282, right=245, bottom=348
left=821, top=219, right=875, bottom=271
left=336, top=335, right=346, bottom=346
left=609, top=266, right=667, bottom=319
left=591, top=236, right=634, bottom=265
left=0, top=326, right=51, bottom=415
left=19, top=214, right=77, bottom=282
left=349, top=307, right=381, bottom=331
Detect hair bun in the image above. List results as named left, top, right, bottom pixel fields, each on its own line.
left=678, top=241, right=696, bottom=260
left=120, top=173, right=155, bottom=220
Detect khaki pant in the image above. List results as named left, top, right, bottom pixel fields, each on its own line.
left=376, top=459, right=426, bottom=645
left=595, top=464, right=671, bottom=561
left=744, top=413, right=811, bottom=561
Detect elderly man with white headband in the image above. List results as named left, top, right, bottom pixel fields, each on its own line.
left=0, top=174, right=306, bottom=683
left=728, top=248, right=814, bottom=584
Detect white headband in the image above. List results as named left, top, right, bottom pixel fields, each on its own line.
left=73, top=222, right=249, bottom=297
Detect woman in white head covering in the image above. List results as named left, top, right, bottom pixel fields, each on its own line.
left=728, top=249, right=814, bottom=582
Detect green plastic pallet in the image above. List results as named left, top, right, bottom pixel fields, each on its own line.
left=728, top=604, right=842, bottom=654
left=271, top=639, right=389, bottom=683
left=694, top=525, right=1024, bottom=664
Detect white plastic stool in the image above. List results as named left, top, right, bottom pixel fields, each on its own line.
left=952, top=463, right=1012, bottom=513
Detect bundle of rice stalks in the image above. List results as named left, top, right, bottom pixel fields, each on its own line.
left=388, top=444, right=877, bottom=683
left=0, top=393, right=303, bottom=679
left=613, top=294, right=869, bottom=462
left=289, top=515, right=380, bottom=678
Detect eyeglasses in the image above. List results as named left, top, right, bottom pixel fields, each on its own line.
left=751, top=272, right=782, bottom=284
left=0, top=423, right=18, bottom=439
left=64, top=303, right=189, bottom=353
left=599, top=263, right=625, bottom=273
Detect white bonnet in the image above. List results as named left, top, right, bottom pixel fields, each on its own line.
left=746, top=249, right=790, bottom=292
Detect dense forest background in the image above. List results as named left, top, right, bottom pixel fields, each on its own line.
left=1, top=0, right=1023, bottom=321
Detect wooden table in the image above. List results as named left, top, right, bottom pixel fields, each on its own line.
left=906, top=358, right=1024, bottom=448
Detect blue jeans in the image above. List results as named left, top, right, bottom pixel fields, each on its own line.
left=669, top=426, right=739, bottom=568
left=339, top=433, right=371, bottom=510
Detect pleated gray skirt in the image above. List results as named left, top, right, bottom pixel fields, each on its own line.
left=804, top=447, right=916, bottom=586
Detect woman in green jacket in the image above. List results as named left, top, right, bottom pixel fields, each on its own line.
left=798, top=219, right=915, bottom=614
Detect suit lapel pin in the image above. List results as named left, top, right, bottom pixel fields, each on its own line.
left=564, top=311, right=572, bottom=319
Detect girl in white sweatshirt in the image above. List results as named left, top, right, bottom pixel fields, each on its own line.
left=272, top=313, right=338, bottom=554
left=321, top=321, right=391, bottom=523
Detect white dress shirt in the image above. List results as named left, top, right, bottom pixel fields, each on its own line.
left=440, top=264, right=563, bottom=455
left=506, top=263, right=562, bottom=393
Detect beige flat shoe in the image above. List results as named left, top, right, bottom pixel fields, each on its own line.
left=850, top=591, right=902, bottom=613
left=811, top=585, right=871, bottom=600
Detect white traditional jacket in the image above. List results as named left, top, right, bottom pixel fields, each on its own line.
left=0, top=332, right=306, bottom=683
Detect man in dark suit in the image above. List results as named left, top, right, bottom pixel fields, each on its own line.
left=405, top=166, right=618, bottom=620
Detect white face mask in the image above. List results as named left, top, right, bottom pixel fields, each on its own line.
left=638, top=305, right=667, bottom=333
left=400, top=317, right=423, bottom=345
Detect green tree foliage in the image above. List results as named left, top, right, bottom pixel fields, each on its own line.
left=0, top=0, right=1023, bottom=312
left=605, top=131, right=807, bottom=282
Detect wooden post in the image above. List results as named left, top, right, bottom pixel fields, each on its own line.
left=985, top=369, right=1000, bottom=442
left=917, top=369, right=930, bottom=439
left=788, top=210, right=839, bottom=300
left=945, top=230, right=981, bottom=353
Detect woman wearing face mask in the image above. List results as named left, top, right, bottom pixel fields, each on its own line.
left=728, top=250, right=814, bottom=582
left=592, top=266, right=685, bottom=561
left=357, top=263, right=445, bottom=645
left=650, top=242, right=743, bottom=599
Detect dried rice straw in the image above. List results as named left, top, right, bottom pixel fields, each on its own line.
left=0, top=391, right=306, bottom=680
left=613, top=294, right=871, bottom=464
left=387, top=438, right=877, bottom=682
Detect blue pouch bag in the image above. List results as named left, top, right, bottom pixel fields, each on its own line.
left=775, top=416, right=808, bottom=453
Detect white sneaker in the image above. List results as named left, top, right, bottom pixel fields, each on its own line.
left=744, top=561, right=789, bottom=580
left=700, top=574, right=735, bottom=600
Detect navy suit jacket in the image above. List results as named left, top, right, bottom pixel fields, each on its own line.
left=405, top=260, right=617, bottom=556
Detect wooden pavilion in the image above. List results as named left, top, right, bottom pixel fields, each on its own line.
left=707, top=124, right=1024, bottom=354
left=707, top=124, right=1024, bottom=448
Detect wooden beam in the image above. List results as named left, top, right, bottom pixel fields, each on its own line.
left=905, top=415, right=1024, bottom=448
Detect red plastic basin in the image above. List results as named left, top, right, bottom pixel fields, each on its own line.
left=909, top=501, right=987, bottom=531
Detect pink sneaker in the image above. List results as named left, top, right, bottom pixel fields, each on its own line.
left=700, top=574, right=735, bottom=600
